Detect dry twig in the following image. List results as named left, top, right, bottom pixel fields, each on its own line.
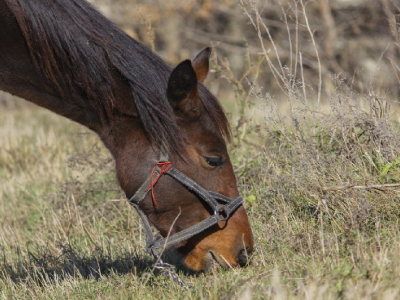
left=323, top=183, right=400, bottom=191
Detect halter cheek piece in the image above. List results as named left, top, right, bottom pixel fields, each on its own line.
left=126, top=149, right=244, bottom=258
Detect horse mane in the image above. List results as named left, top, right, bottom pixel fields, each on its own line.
left=4, top=0, right=231, bottom=154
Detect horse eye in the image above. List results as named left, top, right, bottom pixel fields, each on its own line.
left=203, top=156, right=223, bottom=167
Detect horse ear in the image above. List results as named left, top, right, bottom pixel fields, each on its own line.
left=167, top=60, right=202, bottom=118
left=192, top=47, right=211, bottom=83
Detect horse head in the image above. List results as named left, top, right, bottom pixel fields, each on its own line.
left=113, top=48, right=254, bottom=271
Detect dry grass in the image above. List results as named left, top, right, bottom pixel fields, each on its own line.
left=2, top=98, right=400, bottom=299
left=2, top=0, right=400, bottom=299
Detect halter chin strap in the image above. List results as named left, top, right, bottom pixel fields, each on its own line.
left=126, top=149, right=244, bottom=258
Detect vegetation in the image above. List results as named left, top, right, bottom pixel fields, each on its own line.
left=2, top=0, right=400, bottom=299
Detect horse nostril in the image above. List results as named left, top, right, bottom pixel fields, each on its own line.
left=237, top=247, right=253, bottom=267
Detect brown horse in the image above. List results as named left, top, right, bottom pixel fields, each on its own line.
left=0, top=0, right=254, bottom=271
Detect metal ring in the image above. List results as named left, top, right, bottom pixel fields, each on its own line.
left=214, top=205, right=230, bottom=221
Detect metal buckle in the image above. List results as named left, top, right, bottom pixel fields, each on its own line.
left=214, top=205, right=230, bottom=221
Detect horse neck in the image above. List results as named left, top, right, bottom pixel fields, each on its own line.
left=0, top=0, right=141, bottom=133
left=97, top=113, right=154, bottom=197
left=0, top=0, right=152, bottom=192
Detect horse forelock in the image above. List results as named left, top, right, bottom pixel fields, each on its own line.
left=4, top=0, right=231, bottom=155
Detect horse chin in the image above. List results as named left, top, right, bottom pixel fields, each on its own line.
left=160, top=247, right=223, bottom=272
left=193, top=251, right=223, bottom=272
left=208, top=251, right=224, bottom=271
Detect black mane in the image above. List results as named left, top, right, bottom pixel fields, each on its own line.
left=5, top=0, right=231, bottom=153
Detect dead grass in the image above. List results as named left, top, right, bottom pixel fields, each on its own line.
left=2, top=88, right=400, bottom=299
left=2, top=0, right=400, bottom=299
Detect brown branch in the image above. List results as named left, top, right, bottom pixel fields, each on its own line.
left=323, top=183, right=400, bottom=191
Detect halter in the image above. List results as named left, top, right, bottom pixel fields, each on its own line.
left=126, top=149, right=244, bottom=259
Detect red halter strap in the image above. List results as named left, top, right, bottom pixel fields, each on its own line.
left=147, top=161, right=172, bottom=207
